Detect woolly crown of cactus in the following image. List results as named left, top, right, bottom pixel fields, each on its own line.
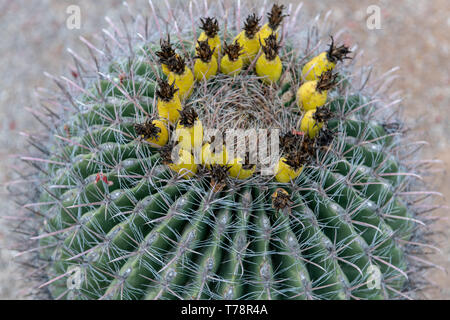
left=9, top=1, right=437, bottom=300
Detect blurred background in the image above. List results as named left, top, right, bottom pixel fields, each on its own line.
left=0, top=0, right=448, bottom=299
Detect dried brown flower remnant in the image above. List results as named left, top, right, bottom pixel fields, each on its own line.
left=316, top=70, right=338, bottom=93
left=223, top=40, right=243, bottom=62
left=244, top=13, right=261, bottom=39
left=160, top=142, right=177, bottom=164
left=327, top=35, right=352, bottom=63
left=315, top=127, right=335, bottom=149
left=134, top=119, right=161, bottom=141
left=195, top=39, right=215, bottom=63
left=167, top=55, right=186, bottom=75
left=156, top=79, right=179, bottom=102
left=267, top=4, right=289, bottom=30
left=156, top=35, right=176, bottom=65
left=260, top=33, right=281, bottom=61
left=200, top=17, right=219, bottom=38
left=313, top=106, right=334, bottom=123
left=209, top=165, right=231, bottom=193
left=271, top=188, right=292, bottom=211
left=178, top=106, right=198, bottom=128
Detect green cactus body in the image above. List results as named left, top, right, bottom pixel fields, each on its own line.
left=17, top=2, right=431, bottom=300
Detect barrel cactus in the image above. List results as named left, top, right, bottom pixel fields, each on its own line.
left=13, top=1, right=434, bottom=300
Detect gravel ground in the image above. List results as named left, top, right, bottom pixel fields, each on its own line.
left=0, top=0, right=448, bottom=299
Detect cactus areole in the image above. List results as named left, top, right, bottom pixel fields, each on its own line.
left=16, top=2, right=434, bottom=300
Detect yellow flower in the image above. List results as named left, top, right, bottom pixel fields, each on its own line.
left=194, top=57, right=218, bottom=81
left=161, top=63, right=171, bottom=76
left=163, top=145, right=198, bottom=179
left=300, top=107, right=333, bottom=138
left=228, top=157, right=256, bottom=180
left=300, top=110, right=323, bottom=138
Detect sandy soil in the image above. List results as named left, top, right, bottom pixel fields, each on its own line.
left=0, top=0, right=448, bottom=299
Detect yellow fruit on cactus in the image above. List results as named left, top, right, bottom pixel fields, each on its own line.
left=302, top=36, right=352, bottom=81
left=220, top=40, right=244, bottom=76
left=156, top=79, right=182, bottom=124
left=297, top=70, right=338, bottom=111
left=274, top=157, right=303, bottom=183
left=297, top=80, right=325, bottom=111
left=258, top=24, right=274, bottom=46
left=259, top=4, right=288, bottom=46
left=161, top=63, right=171, bottom=76
left=234, top=30, right=259, bottom=65
left=197, top=17, right=221, bottom=60
left=193, top=40, right=218, bottom=81
left=197, top=33, right=221, bottom=61
left=155, top=35, right=177, bottom=76
left=302, top=52, right=334, bottom=82
left=167, top=55, right=195, bottom=100
left=175, top=106, right=203, bottom=152
left=300, top=106, right=334, bottom=138
left=134, top=118, right=169, bottom=147
left=228, top=156, right=256, bottom=180
left=201, top=143, right=229, bottom=168
left=234, top=13, right=261, bottom=65
left=301, top=110, right=323, bottom=138
left=255, top=33, right=282, bottom=84
left=161, top=143, right=198, bottom=179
